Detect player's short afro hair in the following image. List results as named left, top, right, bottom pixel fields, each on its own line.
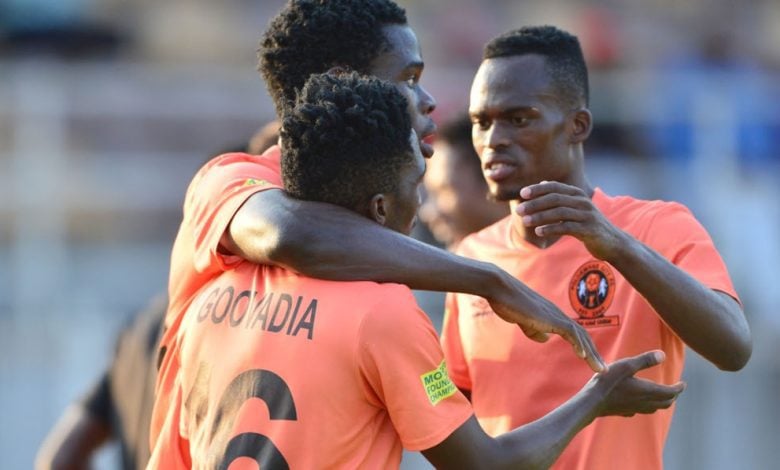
left=484, top=25, right=589, bottom=107
left=259, top=0, right=407, bottom=117
left=281, top=71, right=414, bottom=211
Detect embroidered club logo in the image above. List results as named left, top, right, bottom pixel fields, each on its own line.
left=568, top=260, right=619, bottom=327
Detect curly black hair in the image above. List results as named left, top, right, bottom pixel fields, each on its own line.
left=484, top=25, right=589, bottom=107
left=281, top=71, right=413, bottom=211
left=259, top=0, right=407, bottom=117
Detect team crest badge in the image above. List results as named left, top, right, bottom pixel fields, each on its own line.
left=568, top=260, right=619, bottom=327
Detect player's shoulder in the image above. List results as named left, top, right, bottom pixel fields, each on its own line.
left=350, top=281, right=430, bottom=334
left=598, top=189, right=695, bottom=228
left=190, top=147, right=281, bottom=186
left=314, top=279, right=417, bottom=309
left=366, top=282, right=418, bottom=307
left=184, top=147, right=283, bottom=207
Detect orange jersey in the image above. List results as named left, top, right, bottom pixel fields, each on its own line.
left=441, top=188, right=739, bottom=470
left=151, top=147, right=284, bottom=454
left=149, top=263, right=472, bottom=469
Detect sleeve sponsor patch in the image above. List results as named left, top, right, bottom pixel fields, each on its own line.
left=243, top=178, right=271, bottom=187
left=420, top=360, right=457, bottom=406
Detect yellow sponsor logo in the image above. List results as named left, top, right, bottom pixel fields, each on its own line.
left=420, top=360, right=457, bottom=406
left=243, top=178, right=270, bottom=187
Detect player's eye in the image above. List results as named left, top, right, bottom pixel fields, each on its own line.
left=510, top=115, right=529, bottom=126
left=475, top=119, right=490, bottom=131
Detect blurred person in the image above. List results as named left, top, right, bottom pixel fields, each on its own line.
left=35, top=123, right=281, bottom=470
left=441, top=25, right=752, bottom=470
left=36, top=295, right=165, bottom=470
left=246, top=120, right=281, bottom=156
left=148, top=70, right=683, bottom=470
left=419, top=114, right=509, bottom=249
left=151, top=1, right=613, bottom=455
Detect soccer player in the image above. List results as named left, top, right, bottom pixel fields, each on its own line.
left=441, top=25, right=752, bottom=469
left=419, top=114, right=509, bottom=249
left=148, top=70, right=684, bottom=469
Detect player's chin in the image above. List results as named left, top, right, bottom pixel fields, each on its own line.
left=487, top=186, right=520, bottom=202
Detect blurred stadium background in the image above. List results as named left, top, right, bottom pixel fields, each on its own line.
left=1, top=0, right=778, bottom=468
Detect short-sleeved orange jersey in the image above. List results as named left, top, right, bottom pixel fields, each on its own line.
left=149, top=263, right=472, bottom=469
left=441, top=188, right=739, bottom=470
left=151, top=147, right=283, bottom=454
left=149, top=145, right=471, bottom=468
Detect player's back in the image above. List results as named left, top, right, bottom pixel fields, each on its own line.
left=175, top=261, right=429, bottom=469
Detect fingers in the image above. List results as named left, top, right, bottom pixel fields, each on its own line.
left=519, top=181, right=584, bottom=200
left=614, top=350, right=666, bottom=376
left=515, top=191, right=593, bottom=238
left=624, top=380, right=686, bottom=415
left=578, top=327, right=607, bottom=372
left=519, top=324, right=550, bottom=343
left=517, top=192, right=589, bottom=217
left=520, top=207, right=587, bottom=228
left=554, top=321, right=607, bottom=373
left=632, top=378, right=686, bottom=400
left=534, top=221, right=583, bottom=238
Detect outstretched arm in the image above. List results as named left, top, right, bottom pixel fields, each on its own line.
left=223, top=189, right=605, bottom=371
left=35, top=404, right=112, bottom=470
left=517, top=181, right=752, bottom=371
left=600, top=240, right=750, bottom=370
left=422, top=351, right=684, bottom=469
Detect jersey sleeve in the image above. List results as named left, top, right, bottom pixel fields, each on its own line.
left=356, top=285, right=473, bottom=452
left=440, top=292, right=472, bottom=392
left=183, top=150, right=283, bottom=274
left=641, top=202, right=740, bottom=302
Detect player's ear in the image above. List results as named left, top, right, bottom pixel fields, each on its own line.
left=569, top=108, right=593, bottom=144
left=369, top=193, right=388, bottom=226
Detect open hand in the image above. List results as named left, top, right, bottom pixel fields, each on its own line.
left=517, top=181, right=625, bottom=261
left=592, top=350, right=685, bottom=417
left=486, top=273, right=607, bottom=372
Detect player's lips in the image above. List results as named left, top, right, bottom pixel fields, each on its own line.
left=483, top=157, right=517, bottom=182
left=419, top=127, right=436, bottom=159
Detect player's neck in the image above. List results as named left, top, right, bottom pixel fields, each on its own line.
left=508, top=202, right=561, bottom=249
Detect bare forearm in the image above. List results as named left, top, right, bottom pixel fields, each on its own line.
left=35, top=405, right=112, bottom=470
left=606, top=233, right=751, bottom=370
left=227, top=189, right=505, bottom=295
left=489, top=384, right=602, bottom=469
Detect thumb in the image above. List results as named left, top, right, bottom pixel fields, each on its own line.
left=518, top=324, right=550, bottom=343
left=630, top=350, right=665, bottom=373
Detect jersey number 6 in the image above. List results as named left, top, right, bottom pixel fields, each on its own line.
left=206, top=369, right=298, bottom=469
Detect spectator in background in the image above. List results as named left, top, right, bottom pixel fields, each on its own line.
left=420, top=114, right=508, bottom=249
left=247, top=120, right=281, bottom=156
